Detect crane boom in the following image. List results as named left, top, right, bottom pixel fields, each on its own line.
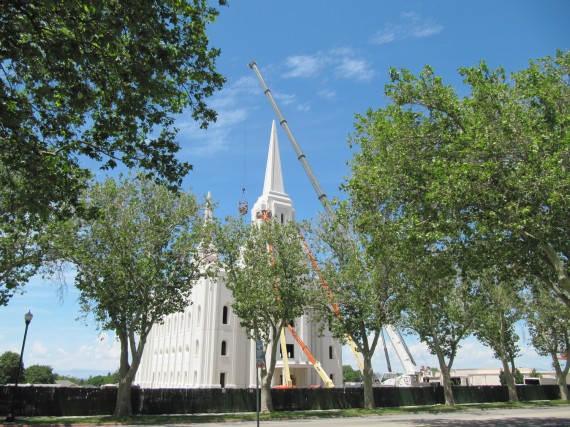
left=385, top=325, right=417, bottom=374
left=279, top=327, right=293, bottom=387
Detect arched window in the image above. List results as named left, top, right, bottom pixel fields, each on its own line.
left=197, top=305, right=201, bottom=326
left=195, top=339, right=199, bottom=357
left=329, top=346, right=333, bottom=359
left=222, top=306, right=229, bottom=324
left=221, top=340, right=227, bottom=356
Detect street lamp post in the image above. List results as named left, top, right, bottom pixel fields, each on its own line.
left=5, top=310, right=33, bottom=423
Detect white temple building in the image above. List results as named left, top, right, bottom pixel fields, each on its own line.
left=135, top=121, right=343, bottom=389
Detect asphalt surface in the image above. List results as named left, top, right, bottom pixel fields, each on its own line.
left=160, top=406, right=570, bottom=426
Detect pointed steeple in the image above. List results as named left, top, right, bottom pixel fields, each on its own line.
left=262, top=120, right=285, bottom=195
left=251, top=121, right=295, bottom=224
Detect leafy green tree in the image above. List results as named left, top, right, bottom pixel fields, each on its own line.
left=0, top=351, right=22, bottom=384
left=400, top=253, right=480, bottom=406
left=23, top=364, right=56, bottom=384
left=345, top=50, right=570, bottom=404
left=473, top=269, right=523, bottom=402
left=0, top=0, right=226, bottom=304
left=342, top=365, right=362, bottom=383
left=51, top=174, right=212, bottom=416
left=84, top=370, right=120, bottom=387
left=0, top=186, right=48, bottom=306
left=214, top=218, right=312, bottom=413
left=346, top=51, right=570, bottom=312
left=304, top=204, right=402, bottom=409
left=524, top=286, right=570, bottom=400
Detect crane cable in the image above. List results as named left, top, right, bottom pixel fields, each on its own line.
left=238, top=74, right=249, bottom=216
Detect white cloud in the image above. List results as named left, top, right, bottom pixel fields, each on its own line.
left=282, top=48, right=374, bottom=83
left=336, top=57, right=374, bottom=82
left=374, top=30, right=397, bottom=45
left=283, top=55, right=322, bottom=78
left=318, top=89, right=336, bottom=101
left=372, top=11, right=443, bottom=45
left=273, top=92, right=311, bottom=112
left=44, top=332, right=121, bottom=372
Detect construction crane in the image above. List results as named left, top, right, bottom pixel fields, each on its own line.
left=249, top=61, right=418, bottom=380
left=287, top=325, right=335, bottom=388
left=256, top=208, right=335, bottom=388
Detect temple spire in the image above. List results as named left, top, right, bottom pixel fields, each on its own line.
left=262, top=120, right=285, bottom=195
left=251, top=121, right=295, bottom=224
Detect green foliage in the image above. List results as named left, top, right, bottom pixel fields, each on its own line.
left=347, top=51, right=570, bottom=310
left=401, top=258, right=481, bottom=366
left=305, top=205, right=402, bottom=351
left=0, top=0, right=226, bottom=304
left=214, top=217, right=313, bottom=411
left=525, top=286, right=570, bottom=359
left=524, top=285, right=570, bottom=400
left=473, top=270, right=522, bottom=363
left=84, top=371, right=120, bottom=387
left=303, top=202, right=403, bottom=409
left=215, top=218, right=311, bottom=345
left=55, top=174, right=210, bottom=333
left=23, top=364, right=56, bottom=384
left=51, top=173, right=211, bottom=415
left=345, top=50, right=570, bottom=404
left=0, top=351, right=22, bottom=384
left=342, top=365, right=362, bottom=383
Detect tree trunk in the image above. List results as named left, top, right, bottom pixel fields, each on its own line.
left=434, top=348, right=455, bottom=406
left=500, top=353, right=518, bottom=402
left=260, top=372, right=273, bottom=413
left=499, top=315, right=518, bottom=402
left=551, top=351, right=569, bottom=401
left=259, top=326, right=281, bottom=413
left=114, top=376, right=133, bottom=418
left=114, top=332, right=133, bottom=417
left=362, top=353, right=375, bottom=410
left=113, top=328, right=147, bottom=417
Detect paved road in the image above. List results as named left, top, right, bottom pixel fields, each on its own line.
left=163, top=406, right=570, bottom=427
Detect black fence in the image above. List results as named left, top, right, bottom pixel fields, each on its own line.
left=0, top=385, right=564, bottom=416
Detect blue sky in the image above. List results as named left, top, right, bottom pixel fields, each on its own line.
left=1, top=0, right=568, bottom=379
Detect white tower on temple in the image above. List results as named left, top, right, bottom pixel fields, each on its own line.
left=135, top=121, right=342, bottom=389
